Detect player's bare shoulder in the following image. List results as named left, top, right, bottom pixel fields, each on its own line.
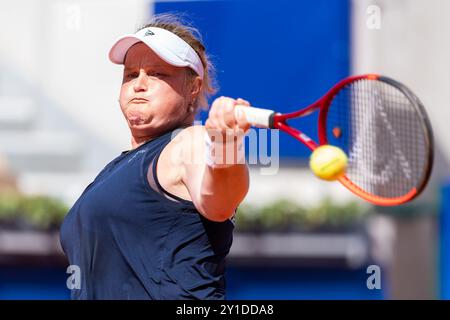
left=161, top=125, right=207, bottom=168
left=151, top=126, right=206, bottom=201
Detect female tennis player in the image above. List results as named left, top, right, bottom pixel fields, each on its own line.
left=59, top=14, right=250, bottom=300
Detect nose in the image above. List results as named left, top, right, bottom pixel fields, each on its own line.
left=133, top=70, right=148, bottom=92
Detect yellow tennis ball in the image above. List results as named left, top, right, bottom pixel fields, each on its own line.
left=309, top=145, right=348, bottom=181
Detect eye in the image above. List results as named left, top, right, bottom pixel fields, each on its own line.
left=126, top=72, right=139, bottom=79
left=148, top=72, right=165, bottom=77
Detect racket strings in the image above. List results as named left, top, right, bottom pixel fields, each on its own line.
left=326, top=79, right=428, bottom=199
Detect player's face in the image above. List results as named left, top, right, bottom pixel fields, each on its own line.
left=119, top=42, right=194, bottom=138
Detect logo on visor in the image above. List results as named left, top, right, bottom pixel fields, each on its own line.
left=144, top=30, right=155, bottom=36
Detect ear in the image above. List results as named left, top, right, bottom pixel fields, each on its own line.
left=190, top=76, right=202, bottom=101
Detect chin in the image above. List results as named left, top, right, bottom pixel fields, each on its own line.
left=128, top=121, right=157, bottom=135
left=128, top=118, right=146, bottom=126
left=128, top=120, right=151, bottom=131
left=128, top=119, right=175, bottom=138
left=125, top=110, right=152, bottom=125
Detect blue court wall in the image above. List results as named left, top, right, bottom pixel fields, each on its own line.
left=440, top=179, right=450, bottom=299
left=154, top=0, right=351, bottom=160
left=0, top=266, right=70, bottom=300
left=0, top=265, right=383, bottom=299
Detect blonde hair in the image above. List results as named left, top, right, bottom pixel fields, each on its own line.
left=137, top=13, right=217, bottom=111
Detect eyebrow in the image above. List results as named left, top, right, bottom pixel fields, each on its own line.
left=124, top=64, right=168, bottom=72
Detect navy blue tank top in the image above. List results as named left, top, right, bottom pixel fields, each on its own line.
left=60, top=128, right=234, bottom=300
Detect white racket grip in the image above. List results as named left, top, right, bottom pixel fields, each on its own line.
left=235, top=105, right=275, bottom=128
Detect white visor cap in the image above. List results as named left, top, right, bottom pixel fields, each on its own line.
left=109, top=27, right=204, bottom=79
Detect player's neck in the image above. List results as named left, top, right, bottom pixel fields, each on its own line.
left=130, top=135, right=154, bottom=150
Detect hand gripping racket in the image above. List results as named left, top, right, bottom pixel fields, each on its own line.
left=235, top=74, right=434, bottom=206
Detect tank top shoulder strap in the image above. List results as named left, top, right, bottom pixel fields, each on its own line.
left=140, top=127, right=195, bottom=206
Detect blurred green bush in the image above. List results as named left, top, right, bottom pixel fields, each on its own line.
left=0, top=192, right=68, bottom=231
left=0, top=192, right=370, bottom=233
left=235, top=198, right=371, bottom=233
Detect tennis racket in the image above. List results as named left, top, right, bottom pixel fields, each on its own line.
left=235, top=74, right=434, bottom=206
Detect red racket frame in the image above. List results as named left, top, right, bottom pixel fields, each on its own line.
left=270, top=74, right=431, bottom=206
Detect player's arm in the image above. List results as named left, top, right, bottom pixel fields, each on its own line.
left=181, top=97, right=250, bottom=222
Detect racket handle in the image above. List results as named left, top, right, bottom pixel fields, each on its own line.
left=235, top=105, right=275, bottom=128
